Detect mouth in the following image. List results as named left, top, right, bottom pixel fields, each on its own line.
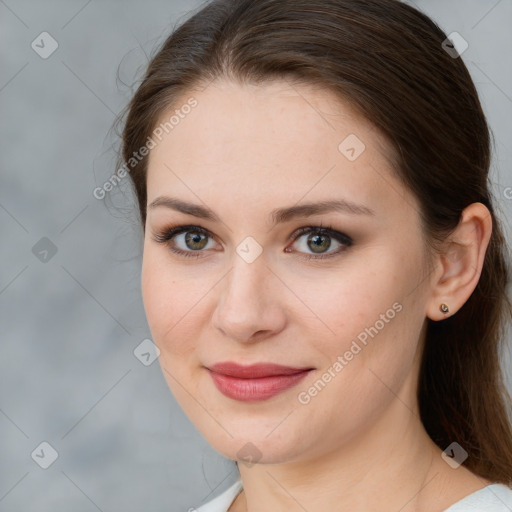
left=205, top=362, right=314, bottom=402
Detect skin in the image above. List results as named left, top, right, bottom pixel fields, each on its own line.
left=141, top=79, right=493, bottom=511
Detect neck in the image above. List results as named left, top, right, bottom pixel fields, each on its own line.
left=230, top=391, right=486, bottom=511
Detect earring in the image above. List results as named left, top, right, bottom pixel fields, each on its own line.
left=439, top=303, right=449, bottom=314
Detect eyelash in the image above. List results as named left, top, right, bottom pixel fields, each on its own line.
left=152, top=223, right=353, bottom=261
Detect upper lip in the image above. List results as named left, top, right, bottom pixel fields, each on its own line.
left=207, top=362, right=313, bottom=378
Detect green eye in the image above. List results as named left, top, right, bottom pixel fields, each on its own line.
left=287, top=225, right=353, bottom=260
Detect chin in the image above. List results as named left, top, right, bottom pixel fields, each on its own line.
left=199, top=424, right=307, bottom=466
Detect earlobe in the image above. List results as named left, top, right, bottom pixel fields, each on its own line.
left=426, top=202, right=492, bottom=321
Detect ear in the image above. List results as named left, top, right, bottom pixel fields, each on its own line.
left=426, top=202, right=493, bottom=321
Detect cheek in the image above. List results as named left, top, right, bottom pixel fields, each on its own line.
left=302, top=247, right=423, bottom=378
left=141, top=248, right=170, bottom=338
left=294, top=255, right=405, bottom=340
left=141, top=247, right=190, bottom=356
left=141, top=249, right=204, bottom=410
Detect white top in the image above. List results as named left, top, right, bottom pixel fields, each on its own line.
left=194, top=478, right=512, bottom=512
left=195, top=478, right=243, bottom=512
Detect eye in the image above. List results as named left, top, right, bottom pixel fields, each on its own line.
left=152, top=225, right=219, bottom=259
left=286, top=224, right=353, bottom=260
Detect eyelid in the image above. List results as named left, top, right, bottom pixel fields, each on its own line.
left=287, top=225, right=352, bottom=245
left=152, top=224, right=214, bottom=244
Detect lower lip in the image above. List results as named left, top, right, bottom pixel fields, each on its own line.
left=207, top=369, right=311, bottom=402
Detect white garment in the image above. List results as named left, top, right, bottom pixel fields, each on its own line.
left=194, top=478, right=512, bottom=512
left=194, top=478, right=243, bottom=511
left=443, top=483, right=512, bottom=511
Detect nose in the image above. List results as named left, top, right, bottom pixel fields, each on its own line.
left=211, top=252, right=287, bottom=344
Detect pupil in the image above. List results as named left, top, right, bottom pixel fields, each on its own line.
left=309, top=234, right=330, bottom=253
left=186, top=231, right=207, bottom=250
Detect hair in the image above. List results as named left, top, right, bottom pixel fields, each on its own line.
left=117, top=0, right=512, bottom=485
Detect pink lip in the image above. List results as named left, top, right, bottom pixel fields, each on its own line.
left=206, top=362, right=313, bottom=402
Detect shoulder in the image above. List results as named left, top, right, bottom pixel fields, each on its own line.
left=194, top=478, right=243, bottom=512
left=443, top=483, right=512, bottom=511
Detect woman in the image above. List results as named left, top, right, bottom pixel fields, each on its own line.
left=117, top=0, right=512, bottom=510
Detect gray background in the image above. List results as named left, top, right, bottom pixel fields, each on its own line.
left=1, top=1, right=511, bottom=511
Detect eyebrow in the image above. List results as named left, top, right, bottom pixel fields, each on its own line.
left=148, top=196, right=375, bottom=226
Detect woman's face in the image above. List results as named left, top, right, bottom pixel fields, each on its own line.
left=141, top=79, right=434, bottom=464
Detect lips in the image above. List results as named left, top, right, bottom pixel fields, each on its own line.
left=206, top=362, right=314, bottom=401
left=208, top=361, right=312, bottom=378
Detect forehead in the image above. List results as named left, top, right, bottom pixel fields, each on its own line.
left=146, top=79, right=416, bottom=223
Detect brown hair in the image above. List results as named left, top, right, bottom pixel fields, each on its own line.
left=117, top=0, right=512, bottom=485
